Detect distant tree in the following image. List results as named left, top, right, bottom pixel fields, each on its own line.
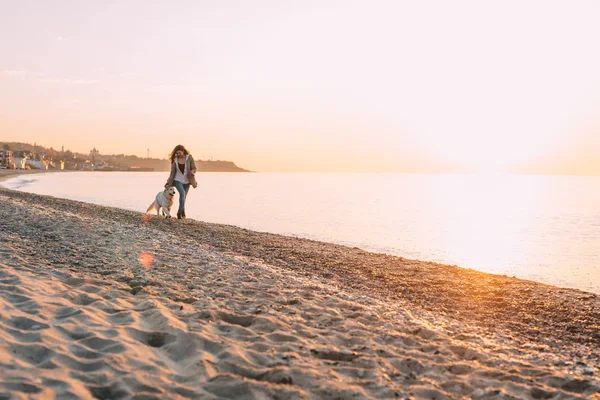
left=47, top=147, right=58, bottom=159
left=2, top=144, right=9, bottom=151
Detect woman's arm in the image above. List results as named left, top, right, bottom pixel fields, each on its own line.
left=165, top=161, right=176, bottom=187
left=188, top=156, right=197, bottom=175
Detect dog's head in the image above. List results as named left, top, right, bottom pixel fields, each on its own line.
left=165, top=186, right=176, bottom=196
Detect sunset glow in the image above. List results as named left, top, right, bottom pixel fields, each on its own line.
left=1, top=1, right=599, bottom=174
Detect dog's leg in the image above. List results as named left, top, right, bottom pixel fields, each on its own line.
left=160, top=205, right=168, bottom=217
left=164, top=207, right=172, bottom=218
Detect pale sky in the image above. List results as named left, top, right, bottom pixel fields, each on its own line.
left=1, top=0, right=599, bottom=173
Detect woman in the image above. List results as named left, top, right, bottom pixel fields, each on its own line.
left=165, top=144, right=198, bottom=219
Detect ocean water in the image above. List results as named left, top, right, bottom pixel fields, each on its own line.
left=4, top=171, right=600, bottom=294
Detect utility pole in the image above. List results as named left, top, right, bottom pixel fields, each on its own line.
left=147, top=149, right=150, bottom=159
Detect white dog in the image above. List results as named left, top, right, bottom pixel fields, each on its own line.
left=146, top=186, right=176, bottom=217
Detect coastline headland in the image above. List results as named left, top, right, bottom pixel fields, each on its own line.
left=0, top=141, right=252, bottom=172
left=0, top=169, right=599, bottom=398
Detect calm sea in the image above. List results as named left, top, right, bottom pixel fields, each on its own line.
left=4, top=172, right=600, bottom=294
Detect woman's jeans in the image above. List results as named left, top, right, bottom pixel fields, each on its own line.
left=173, top=180, right=190, bottom=213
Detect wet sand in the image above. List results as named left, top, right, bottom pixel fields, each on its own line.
left=0, top=168, right=50, bottom=181
left=1, top=170, right=599, bottom=399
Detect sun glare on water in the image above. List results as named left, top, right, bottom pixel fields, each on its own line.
left=433, top=174, right=541, bottom=275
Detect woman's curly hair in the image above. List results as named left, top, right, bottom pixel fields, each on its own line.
left=169, top=144, right=190, bottom=162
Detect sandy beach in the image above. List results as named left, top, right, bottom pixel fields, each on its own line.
left=1, top=170, right=599, bottom=399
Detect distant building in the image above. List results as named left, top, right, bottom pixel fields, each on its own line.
left=63, top=160, right=77, bottom=170
left=14, top=159, right=26, bottom=169
left=47, top=160, right=65, bottom=170
left=93, top=161, right=115, bottom=171
left=14, top=151, right=32, bottom=159
left=90, top=148, right=100, bottom=161
left=12, top=156, right=27, bottom=169
left=26, top=159, right=48, bottom=170
left=0, top=150, right=13, bottom=169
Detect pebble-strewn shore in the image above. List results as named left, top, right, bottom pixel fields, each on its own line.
left=1, top=176, right=599, bottom=399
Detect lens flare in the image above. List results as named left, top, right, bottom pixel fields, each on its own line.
left=139, top=251, right=153, bottom=268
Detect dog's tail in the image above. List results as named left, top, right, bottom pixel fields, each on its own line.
left=146, top=202, right=156, bottom=214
